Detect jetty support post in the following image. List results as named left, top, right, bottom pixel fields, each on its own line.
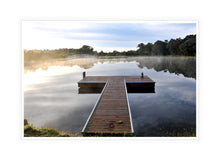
left=83, top=72, right=86, bottom=79
left=141, top=72, right=144, bottom=78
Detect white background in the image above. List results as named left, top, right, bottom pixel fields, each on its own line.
left=0, top=0, right=219, bottom=159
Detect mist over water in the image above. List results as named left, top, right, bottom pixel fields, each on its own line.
left=24, top=56, right=196, bottom=136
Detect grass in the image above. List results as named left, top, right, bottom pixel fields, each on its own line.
left=160, top=127, right=196, bottom=137
left=24, top=119, right=80, bottom=137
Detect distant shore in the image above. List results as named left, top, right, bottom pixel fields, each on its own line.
left=24, top=34, right=196, bottom=61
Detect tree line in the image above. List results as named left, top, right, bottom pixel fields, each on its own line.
left=134, top=34, right=196, bottom=56
left=24, top=34, right=196, bottom=61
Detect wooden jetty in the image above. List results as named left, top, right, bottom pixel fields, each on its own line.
left=78, top=73, right=155, bottom=136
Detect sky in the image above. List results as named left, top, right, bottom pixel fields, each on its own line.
left=22, top=21, right=196, bottom=52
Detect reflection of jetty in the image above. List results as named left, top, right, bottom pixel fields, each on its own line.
left=78, top=73, right=155, bottom=136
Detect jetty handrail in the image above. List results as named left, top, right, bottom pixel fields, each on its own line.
left=124, top=79, right=134, bottom=133
left=81, top=80, right=109, bottom=133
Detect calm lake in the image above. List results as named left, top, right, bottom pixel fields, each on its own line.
left=24, top=56, right=196, bottom=137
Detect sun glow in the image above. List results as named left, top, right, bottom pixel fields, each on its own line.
left=23, top=65, right=81, bottom=91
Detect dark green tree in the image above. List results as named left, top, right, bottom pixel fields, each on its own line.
left=179, top=35, right=196, bottom=56
left=152, top=40, right=168, bottom=55
left=145, top=43, right=153, bottom=55
left=79, top=45, right=94, bottom=54
left=167, top=38, right=182, bottom=55
left=137, top=43, right=145, bottom=53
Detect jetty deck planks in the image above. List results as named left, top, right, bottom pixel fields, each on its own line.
left=78, top=76, right=155, bottom=136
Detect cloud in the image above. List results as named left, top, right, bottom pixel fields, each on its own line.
left=143, top=23, right=196, bottom=38
left=22, top=21, right=196, bottom=51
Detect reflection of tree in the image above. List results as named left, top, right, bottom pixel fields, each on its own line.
left=24, top=56, right=196, bottom=79
left=24, top=58, right=98, bottom=73
left=96, top=57, right=196, bottom=79
left=136, top=57, right=196, bottom=79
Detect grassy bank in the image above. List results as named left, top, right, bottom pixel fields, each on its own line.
left=24, top=119, right=80, bottom=137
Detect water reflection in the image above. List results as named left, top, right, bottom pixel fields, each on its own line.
left=129, top=78, right=196, bottom=136
left=136, top=57, right=196, bottom=79
left=24, top=56, right=196, bottom=79
left=24, top=69, right=100, bottom=134
left=24, top=56, right=196, bottom=136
